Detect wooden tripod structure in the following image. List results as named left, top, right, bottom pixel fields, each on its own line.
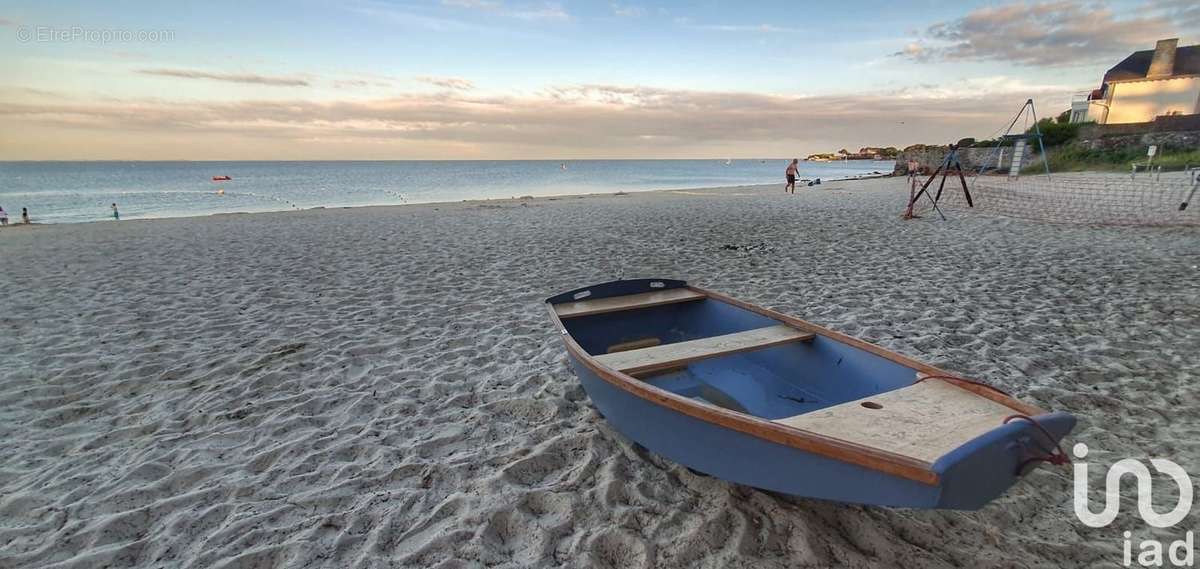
left=903, top=143, right=973, bottom=221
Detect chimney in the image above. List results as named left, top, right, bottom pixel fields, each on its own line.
left=1147, top=38, right=1179, bottom=78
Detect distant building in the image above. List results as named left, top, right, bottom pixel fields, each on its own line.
left=1070, top=38, right=1200, bottom=124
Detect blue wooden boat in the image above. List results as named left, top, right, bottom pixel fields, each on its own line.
left=546, top=279, right=1075, bottom=510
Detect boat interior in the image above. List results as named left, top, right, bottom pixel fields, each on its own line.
left=553, top=284, right=922, bottom=420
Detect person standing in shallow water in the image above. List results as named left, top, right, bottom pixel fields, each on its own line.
left=111, top=203, right=119, bottom=220
left=21, top=208, right=29, bottom=224
left=785, top=159, right=800, bottom=194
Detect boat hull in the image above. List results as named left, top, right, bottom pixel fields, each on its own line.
left=568, top=354, right=942, bottom=507
left=549, top=279, right=1076, bottom=510
left=569, top=353, right=1073, bottom=509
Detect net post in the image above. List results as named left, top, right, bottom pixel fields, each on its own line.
left=1027, top=99, right=1051, bottom=180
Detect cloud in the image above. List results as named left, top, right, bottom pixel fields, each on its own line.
left=896, top=1, right=1177, bottom=66
left=349, top=1, right=488, bottom=32
left=441, top=0, right=501, bottom=8
left=509, top=3, right=570, bottom=22
left=433, top=0, right=570, bottom=22
left=415, top=76, right=475, bottom=90
left=686, top=23, right=795, bottom=34
left=332, top=78, right=393, bottom=89
left=0, top=78, right=1081, bottom=159
left=138, top=68, right=310, bottom=87
left=1149, top=0, right=1200, bottom=30
left=895, top=42, right=931, bottom=62
left=611, top=4, right=644, bottom=17
left=882, top=76, right=1072, bottom=99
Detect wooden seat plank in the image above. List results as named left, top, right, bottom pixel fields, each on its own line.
left=554, top=288, right=705, bottom=319
left=594, top=324, right=814, bottom=375
left=772, top=379, right=1015, bottom=464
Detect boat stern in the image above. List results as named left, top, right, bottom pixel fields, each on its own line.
left=931, top=411, right=1076, bottom=510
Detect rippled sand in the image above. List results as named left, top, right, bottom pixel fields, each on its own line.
left=1, top=177, right=1197, bottom=568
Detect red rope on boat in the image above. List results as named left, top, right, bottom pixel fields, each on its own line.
left=914, top=375, right=1069, bottom=474
left=1003, top=414, right=1071, bottom=474
left=912, top=374, right=1012, bottom=398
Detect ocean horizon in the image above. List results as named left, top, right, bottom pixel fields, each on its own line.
left=0, top=159, right=893, bottom=224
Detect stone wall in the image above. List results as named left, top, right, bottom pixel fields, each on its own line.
left=892, top=145, right=1034, bottom=175
left=894, top=115, right=1200, bottom=175
left=1075, top=129, right=1200, bottom=152
left=1078, top=114, right=1200, bottom=137
left=1075, top=114, right=1200, bottom=151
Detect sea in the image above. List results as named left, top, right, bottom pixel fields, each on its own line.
left=0, top=159, right=894, bottom=224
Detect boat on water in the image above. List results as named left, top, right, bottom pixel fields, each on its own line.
left=546, top=279, right=1075, bottom=509
left=212, top=175, right=232, bottom=181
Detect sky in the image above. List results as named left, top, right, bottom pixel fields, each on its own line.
left=0, top=0, right=1196, bottom=160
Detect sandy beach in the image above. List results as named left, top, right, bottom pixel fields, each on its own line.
left=1, top=176, right=1198, bottom=568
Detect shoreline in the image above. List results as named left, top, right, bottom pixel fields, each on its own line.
left=1, top=172, right=893, bottom=228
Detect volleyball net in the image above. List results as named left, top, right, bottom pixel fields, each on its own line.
left=907, top=170, right=1200, bottom=226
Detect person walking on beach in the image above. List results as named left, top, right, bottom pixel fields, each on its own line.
left=0, top=206, right=8, bottom=226
left=111, top=203, right=120, bottom=220
left=785, top=159, right=800, bottom=194
left=21, top=208, right=29, bottom=224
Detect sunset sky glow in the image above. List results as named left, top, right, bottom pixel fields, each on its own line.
left=1, top=0, right=1196, bottom=160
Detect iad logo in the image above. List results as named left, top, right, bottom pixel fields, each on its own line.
left=1074, top=443, right=1193, bottom=528
left=1073, top=443, right=1195, bottom=567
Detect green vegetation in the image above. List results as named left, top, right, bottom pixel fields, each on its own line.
left=1011, top=108, right=1200, bottom=173
left=806, top=146, right=899, bottom=161
left=970, top=111, right=1078, bottom=149
left=968, top=138, right=1007, bottom=148
left=1036, top=145, right=1200, bottom=173
left=906, top=109, right=1196, bottom=174
left=1027, top=116, right=1085, bottom=147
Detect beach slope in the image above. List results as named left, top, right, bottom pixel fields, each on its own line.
left=1, top=177, right=1197, bottom=567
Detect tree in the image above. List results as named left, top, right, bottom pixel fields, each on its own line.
left=1026, top=117, right=1082, bottom=147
